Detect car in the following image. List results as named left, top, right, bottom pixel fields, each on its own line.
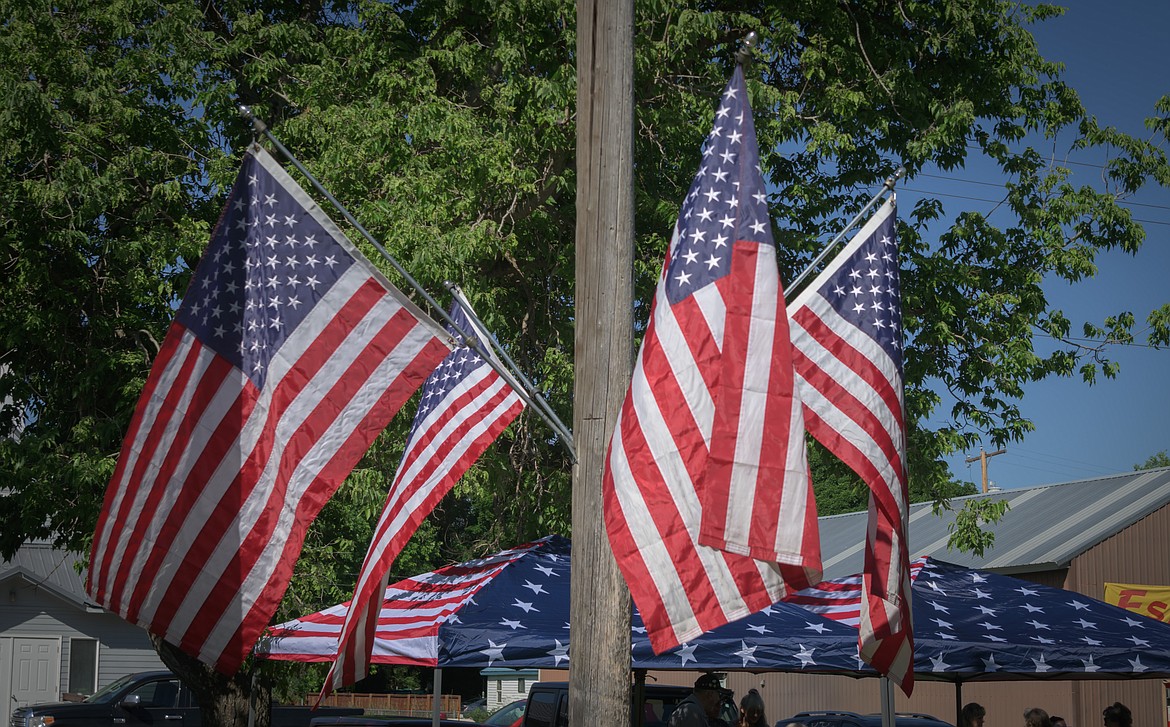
left=309, top=719, right=481, bottom=727
left=777, top=710, right=955, bottom=727
left=9, top=670, right=362, bottom=727
left=483, top=698, right=527, bottom=727
left=463, top=697, right=488, bottom=716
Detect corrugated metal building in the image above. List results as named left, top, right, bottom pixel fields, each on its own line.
left=726, top=467, right=1170, bottom=727
left=545, top=467, right=1170, bottom=727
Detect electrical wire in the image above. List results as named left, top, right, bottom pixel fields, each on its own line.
left=898, top=185, right=1170, bottom=226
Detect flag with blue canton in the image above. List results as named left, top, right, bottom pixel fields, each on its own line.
left=322, top=289, right=523, bottom=697
left=790, top=556, right=1170, bottom=678
left=88, top=143, right=450, bottom=674
left=262, top=535, right=861, bottom=672
left=788, top=197, right=914, bottom=693
left=264, top=543, right=1170, bottom=679
left=605, top=65, right=820, bottom=655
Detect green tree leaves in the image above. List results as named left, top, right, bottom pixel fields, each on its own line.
left=1, top=0, right=1166, bottom=603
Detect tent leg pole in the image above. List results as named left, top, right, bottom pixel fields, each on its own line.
left=880, top=676, right=895, bottom=727
left=432, top=668, right=442, bottom=727
left=955, top=681, right=963, bottom=727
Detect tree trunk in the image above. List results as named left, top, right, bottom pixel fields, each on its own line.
left=150, top=634, right=268, bottom=727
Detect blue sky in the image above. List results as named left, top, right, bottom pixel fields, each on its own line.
left=904, top=2, right=1170, bottom=489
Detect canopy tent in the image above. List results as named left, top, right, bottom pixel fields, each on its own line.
left=258, top=536, right=1170, bottom=681
left=786, top=555, right=1170, bottom=681
left=257, top=535, right=862, bottom=673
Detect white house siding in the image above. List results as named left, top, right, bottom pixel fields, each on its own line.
left=482, top=668, right=539, bottom=712
left=2, top=580, right=165, bottom=698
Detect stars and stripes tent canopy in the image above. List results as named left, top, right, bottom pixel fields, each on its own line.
left=258, top=536, right=1170, bottom=680
left=786, top=555, right=1170, bottom=681
left=257, top=535, right=862, bottom=673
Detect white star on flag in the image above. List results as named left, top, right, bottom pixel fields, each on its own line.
left=480, top=640, right=506, bottom=665
left=512, top=599, right=538, bottom=613
left=547, top=640, right=569, bottom=666
left=734, top=640, right=759, bottom=667
left=795, top=645, right=817, bottom=667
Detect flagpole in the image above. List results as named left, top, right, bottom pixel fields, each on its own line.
left=238, top=107, right=456, bottom=323
left=786, top=166, right=905, bottom=294
left=446, top=283, right=576, bottom=453
left=237, top=106, right=576, bottom=462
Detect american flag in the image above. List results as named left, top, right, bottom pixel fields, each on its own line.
left=604, top=67, right=821, bottom=654
left=86, top=144, right=451, bottom=674
left=785, top=558, right=926, bottom=625
left=264, top=538, right=556, bottom=667
left=322, top=290, right=524, bottom=695
left=261, top=535, right=863, bottom=672
left=786, top=197, right=914, bottom=693
left=264, top=545, right=1170, bottom=678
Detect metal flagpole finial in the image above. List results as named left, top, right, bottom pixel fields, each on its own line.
left=735, top=31, right=758, bottom=67
left=883, top=165, right=907, bottom=192
left=237, top=104, right=268, bottom=133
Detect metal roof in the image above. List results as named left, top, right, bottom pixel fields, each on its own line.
left=6, top=468, right=1169, bottom=606
left=0, top=541, right=93, bottom=609
left=817, top=466, right=1170, bottom=578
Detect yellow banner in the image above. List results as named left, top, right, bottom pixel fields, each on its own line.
left=1104, top=582, right=1170, bottom=623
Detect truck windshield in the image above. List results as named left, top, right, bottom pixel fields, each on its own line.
left=84, top=673, right=139, bottom=704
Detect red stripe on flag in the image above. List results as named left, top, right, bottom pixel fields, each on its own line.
left=175, top=302, right=440, bottom=665
left=221, top=330, right=449, bottom=672
left=88, top=326, right=194, bottom=605
left=792, top=307, right=904, bottom=432
left=137, top=280, right=396, bottom=638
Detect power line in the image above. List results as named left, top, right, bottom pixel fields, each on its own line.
left=1005, top=445, right=1125, bottom=475
left=898, top=186, right=1170, bottom=226
left=1035, top=333, right=1164, bottom=350
left=914, top=172, right=1170, bottom=213
left=963, top=142, right=1141, bottom=172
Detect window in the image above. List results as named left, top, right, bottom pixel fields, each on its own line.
left=496, top=680, right=502, bottom=701
left=129, top=679, right=181, bottom=708
left=68, top=638, right=98, bottom=695
left=518, top=678, right=525, bottom=693
left=524, top=692, right=560, bottom=727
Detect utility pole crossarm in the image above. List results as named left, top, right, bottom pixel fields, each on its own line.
left=965, top=447, right=1007, bottom=493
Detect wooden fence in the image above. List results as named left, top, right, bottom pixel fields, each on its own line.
left=293, top=693, right=463, bottom=717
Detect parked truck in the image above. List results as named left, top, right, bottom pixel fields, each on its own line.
left=520, top=680, right=739, bottom=727
left=8, top=670, right=363, bottom=727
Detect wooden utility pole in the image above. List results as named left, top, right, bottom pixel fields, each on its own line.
left=966, top=447, right=1007, bottom=493
left=570, top=0, right=634, bottom=725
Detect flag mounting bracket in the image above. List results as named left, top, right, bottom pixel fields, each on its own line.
left=236, top=103, right=577, bottom=462
left=787, top=165, right=906, bottom=295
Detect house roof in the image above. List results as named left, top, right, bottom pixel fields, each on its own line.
left=0, top=541, right=93, bottom=609
left=818, top=466, right=1170, bottom=578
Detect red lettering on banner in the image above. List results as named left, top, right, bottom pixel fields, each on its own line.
left=1117, top=589, right=1146, bottom=610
